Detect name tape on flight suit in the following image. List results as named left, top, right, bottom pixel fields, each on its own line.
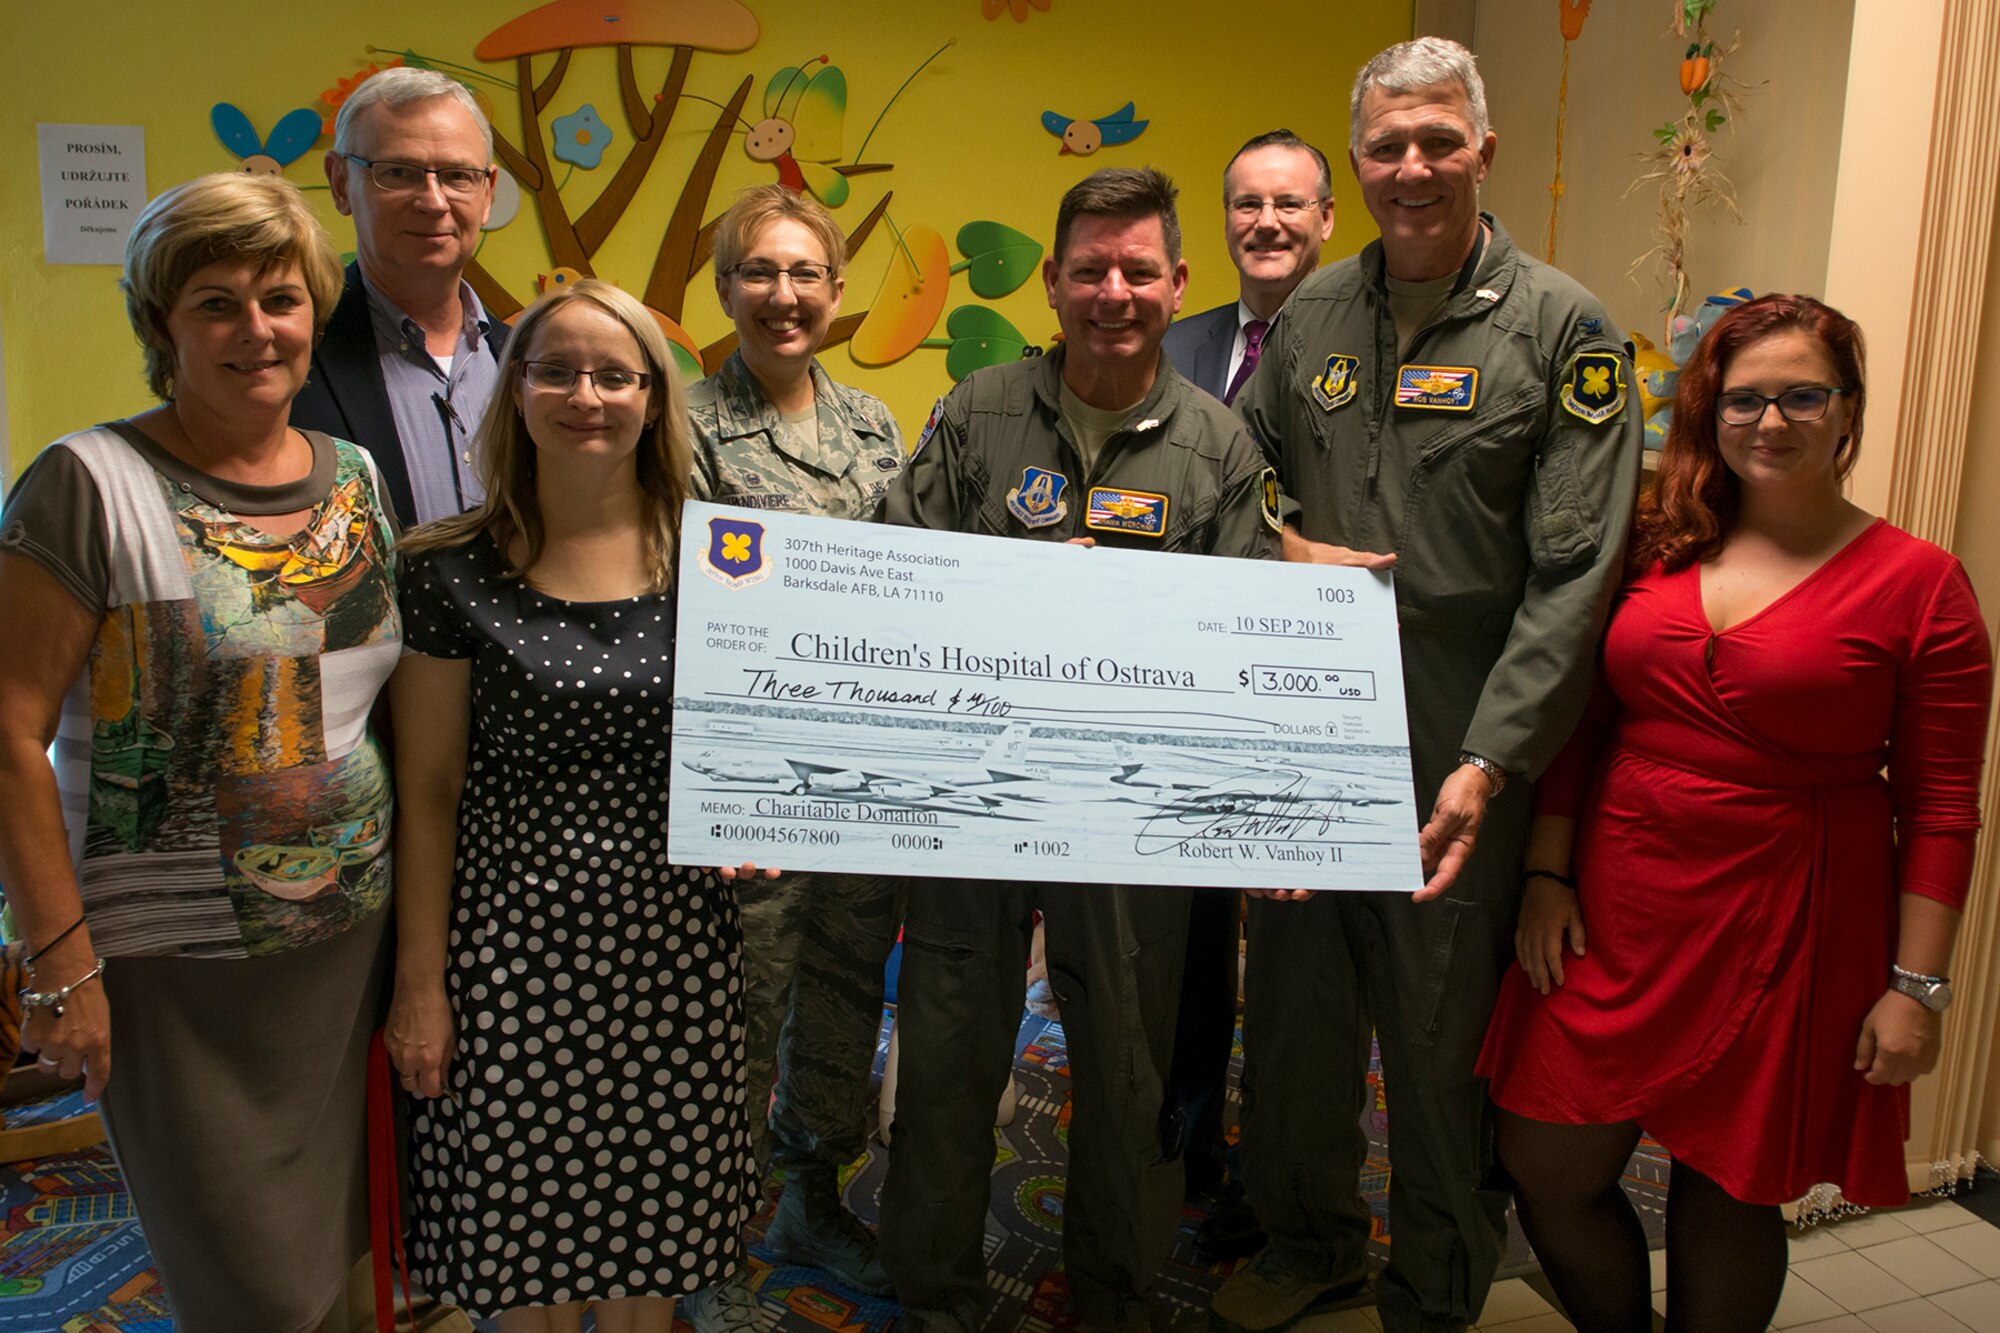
left=1395, top=365, right=1479, bottom=411
left=1084, top=487, right=1169, bottom=537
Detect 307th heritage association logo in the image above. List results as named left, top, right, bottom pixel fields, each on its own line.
left=700, top=515, right=771, bottom=589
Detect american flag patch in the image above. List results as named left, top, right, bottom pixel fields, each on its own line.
left=1084, top=487, right=1168, bottom=537
left=1395, top=365, right=1478, bottom=411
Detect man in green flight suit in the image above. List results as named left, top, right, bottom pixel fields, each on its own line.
left=878, top=166, right=1281, bottom=1333
left=1213, top=37, right=1643, bottom=1333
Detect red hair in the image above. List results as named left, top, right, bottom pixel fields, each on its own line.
left=1630, top=293, right=1867, bottom=573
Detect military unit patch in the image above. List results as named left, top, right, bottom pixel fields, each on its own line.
left=1084, top=487, right=1169, bottom=537
left=1260, top=468, right=1282, bottom=533
left=1311, top=354, right=1359, bottom=412
left=1395, top=365, right=1479, bottom=411
left=698, top=515, right=771, bottom=589
left=1007, top=466, right=1070, bottom=528
left=1559, top=351, right=1626, bottom=424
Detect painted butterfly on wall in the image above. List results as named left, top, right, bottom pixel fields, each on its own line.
left=211, top=103, right=323, bottom=176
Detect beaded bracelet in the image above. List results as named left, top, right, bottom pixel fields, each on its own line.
left=19, top=957, right=106, bottom=1020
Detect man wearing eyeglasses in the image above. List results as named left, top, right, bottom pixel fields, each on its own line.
left=1163, top=130, right=1336, bottom=406
left=1156, top=128, right=1336, bottom=1269
left=291, top=67, right=505, bottom=527
left=1215, top=38, right=1641, bottom=1333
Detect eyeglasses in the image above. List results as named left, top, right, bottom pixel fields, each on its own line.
left=1716, top=386, right=1845, bottom=426
left=341, top=154, right=493, bottom=196
left=520, top=361, right=651, bottom=394
left=1227, top=195, right=1327, bottom=221
left=725, top=261, right=833, bottom=291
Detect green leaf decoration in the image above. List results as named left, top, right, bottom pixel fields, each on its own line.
left=943, top=305, right=1030, bottom=381
left=955, top=221, right=1044, bottom=299
left=1705, top=109, right=1725, bottom=131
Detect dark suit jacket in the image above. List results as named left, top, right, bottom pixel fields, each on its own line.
left=1160, top=301, right=1240, bottom=402
left=290, top=262, right=508, bottom=528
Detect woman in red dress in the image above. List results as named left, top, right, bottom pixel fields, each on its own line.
left=1477, top=294, right=1991, bottom=1332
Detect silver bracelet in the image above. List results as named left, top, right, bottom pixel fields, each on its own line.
left=19, top=957, right=106, bottom=1019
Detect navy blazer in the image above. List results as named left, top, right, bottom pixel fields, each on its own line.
left=1160, top=302, right=1240, bottom=403
left=290, top=262, right=508, bottom=528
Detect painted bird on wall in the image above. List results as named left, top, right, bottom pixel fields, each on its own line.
left=1040, top=103, right=1148, bottom=156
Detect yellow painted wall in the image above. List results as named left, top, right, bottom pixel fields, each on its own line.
left=0, top=0, right=1412, bottom=476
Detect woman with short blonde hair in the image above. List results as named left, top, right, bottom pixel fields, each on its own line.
left=0, top=171, right=399, bottom=1331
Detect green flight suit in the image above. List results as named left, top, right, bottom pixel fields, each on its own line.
left=1232, top=217, right=1641, bottom=1333
left=877, top=346, right=1281, bottom=1329
left=687, top=351, right=908, bottom=1183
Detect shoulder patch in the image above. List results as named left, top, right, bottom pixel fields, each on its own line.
left=1395, top=365, right=1478, bottom=411
left=1260, top=467, right=1282, bottom=533
left=1311, top=354, right=1360, bottom=412
left=913, top=396, right=945, bottom=453
left=1559, top=351, right=1626, bottom=424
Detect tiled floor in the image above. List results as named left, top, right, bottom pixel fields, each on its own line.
left=1283, top=1195, right=2000, bottom=1332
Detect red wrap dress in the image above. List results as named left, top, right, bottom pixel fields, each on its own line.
left=1479, top=519, right=1990, bottom=1205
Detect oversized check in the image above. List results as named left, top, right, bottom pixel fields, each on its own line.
left=668, top=501, right=1422, bottom=891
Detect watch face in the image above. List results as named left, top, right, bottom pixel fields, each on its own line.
left=1933, top=983, right=1953, bottom=1011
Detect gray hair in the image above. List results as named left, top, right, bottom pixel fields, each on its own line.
left=334, top=67, right=493, bottom=161
left=1348, top=37, right=1490, bottom=153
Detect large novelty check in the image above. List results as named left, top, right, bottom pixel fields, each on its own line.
left=668, top=501, right=1422, bottom=891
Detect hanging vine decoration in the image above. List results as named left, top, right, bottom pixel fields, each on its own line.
left=1544, top=0, right=1592, bottom=263
left=1627, top=0, right=1746, bottom=317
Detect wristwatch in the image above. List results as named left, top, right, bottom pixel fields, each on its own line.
left=1458, top=751, right=1506, bottom=796
left=1890, top=964, right=1953, bottom=1013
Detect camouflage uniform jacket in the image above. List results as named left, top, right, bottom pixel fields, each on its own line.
left=1236, top=215, right=1641, bottom=778
left=688, top=351, right=906, bottom=520
left=886, top=345, right=1280, bottom=562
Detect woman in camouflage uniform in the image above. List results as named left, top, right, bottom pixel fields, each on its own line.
left=679, top=184, right=907, bottom=1332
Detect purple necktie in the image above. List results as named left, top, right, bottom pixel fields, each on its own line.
left=1224, top=319, right=1269, bottom=405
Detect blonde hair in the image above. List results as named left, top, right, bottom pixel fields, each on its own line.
left=399, top=280, right=693, bottom=593
left=712, top=182, right=847, bottom=280
left=121, top=172, right=345, bottom=401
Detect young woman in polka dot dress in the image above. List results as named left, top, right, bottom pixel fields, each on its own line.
left=387, top=279, right=759, bottom=1332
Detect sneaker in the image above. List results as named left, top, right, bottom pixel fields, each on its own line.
left=683, top=1268, right=769, bottom=1333
left=761, top=1172, right=894, bottom=1296
left=1209, top=1248, right=1367, bottom=1332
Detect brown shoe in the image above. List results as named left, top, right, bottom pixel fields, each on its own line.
left=1209, top=1248, right=1368, bottom=1332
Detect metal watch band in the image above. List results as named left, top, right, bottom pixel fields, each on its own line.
left=1459, top=751, right=1506, bottom=796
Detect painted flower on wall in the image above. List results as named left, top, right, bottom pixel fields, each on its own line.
left=983, top=0, right=1051, bottom=21
left=318, top=58, right=404, bottom=136
left=552, top=104, right=613, bottom=169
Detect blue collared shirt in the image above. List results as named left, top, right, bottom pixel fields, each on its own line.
left=361, top=274, right=500, bottom=524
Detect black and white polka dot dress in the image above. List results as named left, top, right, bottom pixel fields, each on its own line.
left=398, top=533, right=753, bottom=1318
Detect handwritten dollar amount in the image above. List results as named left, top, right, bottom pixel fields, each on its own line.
left=1239, top=665, right=1376, bottom=700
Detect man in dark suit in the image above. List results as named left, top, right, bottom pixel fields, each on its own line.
left=291, top=67, right=506, bottom=528
left=1156, top=129, right=1334, bottom=1266
left=1161, top=130, right=1335, bottom=405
